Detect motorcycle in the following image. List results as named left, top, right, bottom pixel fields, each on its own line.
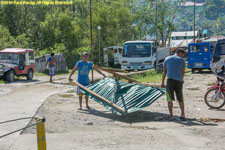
left=204, top=78, right=225, bottom=109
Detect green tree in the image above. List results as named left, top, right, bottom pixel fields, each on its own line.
left=91, top=0, right=136, bottom=63
left=0, top=25, right=29, bottom=49
left=134, top=1, right=176, bottom=46
left=204, top=0, right=225, bottom=20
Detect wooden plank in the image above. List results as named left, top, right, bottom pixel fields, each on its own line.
left=138, top=82, right=161, bottom=88
left=72, top=80, right=126, bottom=113
left=95, top=65, right=139, bottom=83
left=123, top=69, right=153, bottom=76
left=101, top=67, right=129, bottom=73
left=95, top=65, right=160, bottom=87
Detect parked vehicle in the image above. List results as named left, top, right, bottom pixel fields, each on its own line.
left=121, top=40, right=170, bottom=70
left=211, top=38, right=225, bottom=72
left=0, top=48, right=35, bottom=82
left=103, top=46, right=123, bottom=67
left=204, top=78, right=225, bottom=109
left=188, top=42, right=215, bottom=73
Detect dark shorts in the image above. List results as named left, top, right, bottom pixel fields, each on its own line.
left=166, top=79, right=183, bottom=102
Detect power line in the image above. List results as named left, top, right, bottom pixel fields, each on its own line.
left=104, top=0, right=183, bottom=6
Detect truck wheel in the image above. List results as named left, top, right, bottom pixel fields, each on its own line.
left=26, top=69, right=33, bottom=80
left=192, top=69, right=195, bottom=73
left=6, top=70, right=14, bottom=82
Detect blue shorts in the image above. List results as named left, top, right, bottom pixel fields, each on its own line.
left=76, top=82, right=89, bottom=96
left=49, top=65, right=56, bottom=76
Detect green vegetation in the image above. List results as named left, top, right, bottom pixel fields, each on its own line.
left=132, top=70, right=162, bottom=83
left=187, top=87, right=200, bottom=90
left=0, top=1, right=137, bottom=69
left=0, top=80, right=5, bottom=84
left=175, top=0, right=225, bottom=36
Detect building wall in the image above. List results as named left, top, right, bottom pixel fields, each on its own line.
left=35, top=54, right=67, bottom=72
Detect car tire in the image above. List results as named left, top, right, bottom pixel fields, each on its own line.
left=26, top=69, right=33, bottom=80
left=6, top=70, right=14, bottom=82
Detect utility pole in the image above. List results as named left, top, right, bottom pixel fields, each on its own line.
left=155, top=0, right=158, bottom=71
left=193, top=0, right=196, bottom=43
left=89, top=0, right=93, bottom=59
left=217, top=17, right=220, bottom=40
left=97, top=26, right=101, bottom=65
left=89, top=0, right=93, bottom=82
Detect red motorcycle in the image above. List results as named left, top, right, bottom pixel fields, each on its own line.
left=204, top=78, right=225, bottom=109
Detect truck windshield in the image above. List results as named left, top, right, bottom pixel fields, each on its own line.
left=123, top=43, right=152, bottom=57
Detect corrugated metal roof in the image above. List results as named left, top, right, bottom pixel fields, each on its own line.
left=170, top=39, right=193, bottom=48
left=182, top=2, right=204, bottom=7
left=171, top=31, right=198, bottom=37
left=80, top=78, right=165, bottom=115
left=0, top=48, right=34, bottom=54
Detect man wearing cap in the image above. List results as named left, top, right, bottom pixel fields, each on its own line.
left=68, top=52, right=106, bottom=110
left=161, top=49, right=186, bottom=121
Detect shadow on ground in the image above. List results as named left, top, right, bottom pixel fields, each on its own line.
left=4, top=79, right=40, bottom=84
left=79, top=108, right=218, bottom=126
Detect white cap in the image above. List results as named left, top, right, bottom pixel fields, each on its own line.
left=82, top=52, right=88, bottom=56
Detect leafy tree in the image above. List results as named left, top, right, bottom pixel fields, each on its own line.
left=134, top=0, right=176, bottom=46
left=91, top=0, right=136, bottom=63
left=204, top=0, right=225, bottom=20
left=0, top=25, right=29, bottom=49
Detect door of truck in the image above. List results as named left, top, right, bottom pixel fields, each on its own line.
left=211, top=39, right=225, bottom=72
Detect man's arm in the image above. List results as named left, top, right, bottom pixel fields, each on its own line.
left=182, top=67, right=185, bottom=82
left=161, top=65, right=167, bottom=88
left=93, top=65, right=106, bottom=78
left=68, top=65, right=78, bottom=81
left=54, top=58, right=57, bottom=66
left=45, top=60, right=49, bottom=70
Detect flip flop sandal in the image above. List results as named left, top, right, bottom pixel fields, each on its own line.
left=166, top=116, right=175, bottom=121
left=180, top=117, right=186, bottom=121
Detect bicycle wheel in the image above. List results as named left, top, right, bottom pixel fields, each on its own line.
left=204, top=88, right=225, bottom=109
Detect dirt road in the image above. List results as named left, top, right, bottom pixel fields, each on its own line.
left=0, top=75, right=74, bottom=150
left=1, top=72, right=225, bottom=150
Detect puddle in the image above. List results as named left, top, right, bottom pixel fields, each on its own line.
left=59, top=94, right=74, bottom=98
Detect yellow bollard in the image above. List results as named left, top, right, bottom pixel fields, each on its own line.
left=35, top=117, right=47, bottom=150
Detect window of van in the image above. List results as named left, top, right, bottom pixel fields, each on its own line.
left=220, top=44, right=225, bottom=54
left=190, top=46, right=200, bottom=53
left=204, top=46, right=208, bottom=52
left=210, top=45, right=215, bottom=52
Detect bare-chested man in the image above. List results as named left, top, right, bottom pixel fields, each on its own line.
left=45, top=52, right=57, bottom=82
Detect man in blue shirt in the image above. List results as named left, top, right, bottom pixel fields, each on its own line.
left=68, top=52, right=106, bottom=110
left=161, top=49, right=186, bottom=121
